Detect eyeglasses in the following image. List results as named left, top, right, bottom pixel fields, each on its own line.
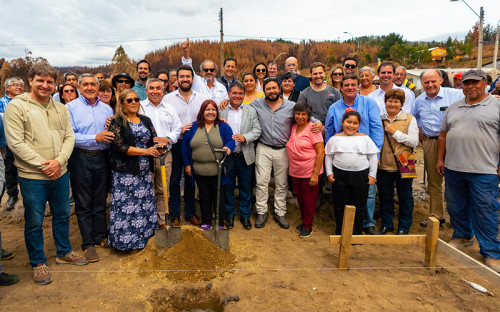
left=394, top=73, right=406, bottom=77
left=255, top=69, right=267, bottom=73
left=203, top=68, right=216, bottom=73
left=124, top=97, right=140, bottom=104
left=63, top=89, right=76, bottom=93
left=344, top=64, right=357, bottom=69
left=159, top=79, right=168, bottom=83
left=10, top=83, right=24, bottom=88
left=332, top=73, right=343, bottom=76
left=117, top=79, right=131, bottom=84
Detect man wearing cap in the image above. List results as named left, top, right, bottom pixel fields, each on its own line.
left=436, top=69, right=500, bottom=273
left=131, top=60, right=151, bottom=101
left=181, top=38, right=228, bottom=105
left=453, top=72, right=463, bottom=89
left=412, top=69, right=463, bottom=228
left=111, top=73, right=134, bottom=102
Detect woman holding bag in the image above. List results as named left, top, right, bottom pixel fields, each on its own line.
left=377, top=89, right=419, bottom=235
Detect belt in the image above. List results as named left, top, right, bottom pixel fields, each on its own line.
left=261, top=142, right=286, bottom=150
left=74, top=148, right=106, bottom=156
left=426, top=136, right=439, bottom=140
left=233, top=151, right=244, bottom=156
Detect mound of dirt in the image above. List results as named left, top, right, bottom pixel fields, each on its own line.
left=115, top=226, right=236, bottom=283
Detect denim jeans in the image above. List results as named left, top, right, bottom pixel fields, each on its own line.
left=168, top=141, right=196, bottom=219
left=377, top=170, right=414, bottom=232
left=363, top=184, right=377, bottom=227
left=224, top=153, right=253, bottom=219
left=444, top=168, right=500, bottom=259
left=19, top=173, right=72, bottom=267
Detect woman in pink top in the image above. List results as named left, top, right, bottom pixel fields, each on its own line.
left=286, top=102, right=325, bottom=238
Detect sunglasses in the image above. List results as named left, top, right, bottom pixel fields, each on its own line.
left=159, top=79, right=168, bottom=83
left=255, top=68, right=267, bottom=73
left=344, top=64, right=357, bottom=69
left=63, top=89, right=76, bottom=93
left=332, top=73, right=343, bottom=76
left=117, top=79, right=131, bottom=84
left=203, top=68, right=216, bottom=72
left=124, top=97, right=140, bottom=104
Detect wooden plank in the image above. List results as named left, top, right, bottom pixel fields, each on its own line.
left=438, top=238, right=500, bottom=285
left=330, top=235, right=426, bottom=245
left=337, top=205, right=356, bottom=270
left=424, top=217, right=439, bottom=269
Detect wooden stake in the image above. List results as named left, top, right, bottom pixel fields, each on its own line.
left=338, top=205, right=356, bottom=270
left=424, top=217, right=439, bottom=269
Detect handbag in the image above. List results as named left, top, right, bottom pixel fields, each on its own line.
left=204, top=126, right=229, bottom=175
left=383, top=121, right=417, bottom=179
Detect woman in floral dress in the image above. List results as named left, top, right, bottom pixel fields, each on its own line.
left=108, top=89, right=161, bottom=252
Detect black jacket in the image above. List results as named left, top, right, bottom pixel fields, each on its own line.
left=109, top=115, right=157, bottom=174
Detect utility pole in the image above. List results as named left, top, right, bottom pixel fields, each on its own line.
left=219, top=7, right=224, bottom=71
left=477, top=6, right=483, bottom=70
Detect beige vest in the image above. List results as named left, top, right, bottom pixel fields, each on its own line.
left=379, top=111, right=413, bottom=171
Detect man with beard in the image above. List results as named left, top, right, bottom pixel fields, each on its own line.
left=141, top=78, right=182, bottom=228
left=181, top=38, right=228, bottom=105
left=368, top=62, right=414, bottom=114
left=0, top=78, right=24, bottom=210
left=249, top=78, right=321, bottom=229
left=132, top=59, right=151, bottom=101
left=66, top=74, right=114, bottom=263
left=298, top=62, right=342, bottom=124
left=217, top=57, right=237, bottom=91
left=162, top=65, right=207, bottom=226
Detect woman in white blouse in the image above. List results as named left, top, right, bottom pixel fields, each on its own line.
left=377, top=88, right=419, bottom=235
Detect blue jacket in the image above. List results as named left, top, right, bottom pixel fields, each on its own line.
left=0, top=117, right=6, bottom=148
left=181, top=121, right=235, bottom=186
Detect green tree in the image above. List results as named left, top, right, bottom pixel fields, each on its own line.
left=378, top=33, right=404, bottom=60
left=445, top=37, right=456, bottom=61
left=111, top=45, right=136, bottom=77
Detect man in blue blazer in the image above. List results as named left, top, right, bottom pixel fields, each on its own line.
left=219, top=81, right=262, bottom=229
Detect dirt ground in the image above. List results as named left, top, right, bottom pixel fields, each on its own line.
left=1, top=146, right=500, bottom=311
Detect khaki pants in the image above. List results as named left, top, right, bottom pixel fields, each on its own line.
left=422, top=139, right=445, bottom=219
left=255, top=143, right=288, bottom=217
left=153, top=153, right=173, bottom=225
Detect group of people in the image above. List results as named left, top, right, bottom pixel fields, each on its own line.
left=1, top=41, right=500, bottom=286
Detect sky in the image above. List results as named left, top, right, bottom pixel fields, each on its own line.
left=0, top=0, right=498, bottom=67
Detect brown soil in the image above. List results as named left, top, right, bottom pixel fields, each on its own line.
left=1, top=146, right=499, bottom=311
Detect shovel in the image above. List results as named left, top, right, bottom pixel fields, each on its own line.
left=203, top=148, right=230, bottom=251
left=155, top=149, right=181, bottom=255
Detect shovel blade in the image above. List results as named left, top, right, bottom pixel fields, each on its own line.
left=155, top=227, right=182, bottom=255
left=202, top=228, right=230, bottom=251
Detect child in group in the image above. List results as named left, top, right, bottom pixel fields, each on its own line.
left=325, top=109, right=379, bottom=235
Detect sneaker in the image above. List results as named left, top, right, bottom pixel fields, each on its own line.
left=69, top=196, right=75, bottom=206
left=484, top=258, right=500, bottom=273
left=0, top=272, right=20, bottom=286
left=83, top=247, right=99, bottom=263
left=96, top=239, right=109, bottom=248
left=295, top=225, right=303, bottom=233
left=33, top=263, right=52, bottom=285
left=5, top=196, right=17, bottom=211
left=200, top=224, right=212, bottom=230
left=299, top=228, right=313, bottom=238
left=274, top=215, right=290, bottom=229
left=448, top=238, right=474, bottom=250
left=255, top=213, right=268, bottom=228
left=56, top=251, right=89, bottom=266
left=1, top=249, right=13, bottom=260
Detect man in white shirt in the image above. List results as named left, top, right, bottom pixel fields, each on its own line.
left=180, top=38, right=228, bottom=105
left=140, top=78, right=182, bottom=228
left=368, top=62, right=414, bottom=114
left=162, top=65, right=207, bottom=227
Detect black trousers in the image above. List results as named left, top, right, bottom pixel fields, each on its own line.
left=194, top=174, right=225, bottom=226
left=69, top=151, right=109, bottom=250
left=332, top=166, right=369, bottom=235
left=5, top=147, right=19, bottom=197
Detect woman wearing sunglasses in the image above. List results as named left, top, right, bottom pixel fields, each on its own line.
left=329, top=66, right=344, bottom=91
left=107, top=90, right=160, bottom=253
left=253, top=62, right=268, bottom=92
left=58, top=83, right=79, bottom=104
